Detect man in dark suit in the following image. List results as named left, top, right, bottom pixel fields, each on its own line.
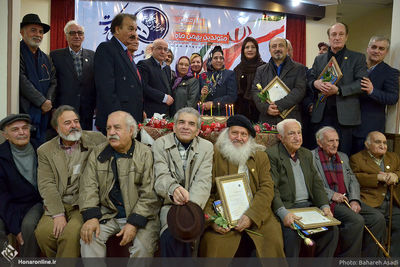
left=353, top=36, right=399, bottom=153
left=266, top=119, right=339, bottom=258
left=138, top=39, right=173, bottom=118
left=308, top=23, right=368, bottom=155
left=50, top=21, right=95, bottom=130
left=94, top=13, right=143, bottom=134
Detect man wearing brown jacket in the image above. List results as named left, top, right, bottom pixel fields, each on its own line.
left=350, top=131, right=400, bottom=257
left=35, top=105, right=105, bottom=257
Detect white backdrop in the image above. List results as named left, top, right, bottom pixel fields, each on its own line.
left=75, top=1, right=286, bottom=69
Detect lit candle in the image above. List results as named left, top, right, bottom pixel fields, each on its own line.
left=202, top=103, right=205, bottom=116
left=197, top=102, right=200, bottom=114
left=218, top=102, right=220, bottom=116
left=225, top=104, right=228, bottom=117
left=210, top=103, right=213, bottom=117
left=232, top=104, right=234, bottom=116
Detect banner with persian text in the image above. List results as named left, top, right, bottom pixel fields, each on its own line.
left=75, top=1, right=286, bottom=69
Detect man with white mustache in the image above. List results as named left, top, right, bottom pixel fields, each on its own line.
left=35, top=105, right=105, bottom=257
left=19, top=14, right=56, bottom=144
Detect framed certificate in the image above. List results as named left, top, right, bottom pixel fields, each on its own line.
left=215, top=173, right=253, bottom=225
left=261, top=76, right=295, bottom=119
left=317, top=56, right=343, bottom=85
left=288, top=207, right=341, bottom=229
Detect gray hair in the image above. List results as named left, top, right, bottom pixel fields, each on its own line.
left=64, top=20, right=84, bottom=35
left=315, top=126, right=337, bottom=143
left=368, top=35, right=390, bottom=50
left=276, top=119, right=301, bottom=136
left=108, top=111, right=138, bottom=138
left=51, top=105, right=79, bottom=129
left=173, top=107, right=201, bottom=129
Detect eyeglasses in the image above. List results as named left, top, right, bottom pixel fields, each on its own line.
left=68, top=31, right=84, bottom=36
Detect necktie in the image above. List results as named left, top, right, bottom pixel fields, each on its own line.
left=126, top=50, right=141, bottom=82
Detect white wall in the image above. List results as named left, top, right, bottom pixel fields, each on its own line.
left=0, top=0, right=8, bottom=119
left=305, top=5, right=337, bottom=68
left=20, top=0, right=51, bottom=54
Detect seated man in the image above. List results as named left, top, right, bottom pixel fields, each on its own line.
left=312, top=126, right=385, bottom=257
left=266, top=119, right=339, bottom=257
left=35, top=105, right=105, bottom=257
left=199, top=115, right=285, bottom=257
left=153, top=107, right=213, bottom=257
left=0, top=114, right=42, bottom=257
left=350, top=131, right=400, bottom=257
left=79, top=111, right=160, bottom=257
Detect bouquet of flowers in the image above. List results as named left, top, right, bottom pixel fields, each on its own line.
left=253, top=122, right=277, bottom=133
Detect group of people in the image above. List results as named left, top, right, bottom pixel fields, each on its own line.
left=0, top=10, right=399, bottom=260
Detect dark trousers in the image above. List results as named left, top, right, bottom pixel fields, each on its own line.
left=0, top=203, right=43, bottom=257
left=160, top=228, right=192, bottom=257
left=377, top=198, right=400, bottom=257
left=334, top=202, right=385, bottom=257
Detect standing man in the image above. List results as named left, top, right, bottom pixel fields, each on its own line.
left=138, top=39, right=173, bottom=118
left=312, top=126, right=385, bottom=257
left=34, top=105, right=105, bottom=257
left=308, top=23, right=368, bottom=155
left=51, top=20, right=96, bottom=130
left=0, top=114, right=43, bottom=257
left=266, top=119, right=339, bottom=257
left=20, top=14, right=56, bottom=144
left=153, top=107, right=213, bottom=257
left=353, top=36, right=399, bottom=153
left=251, top=36, right=306, bottom=125
left=350, top=131, right=400, bottom=257
left=94, top=13, right=143, bottom=134
left=79, top=111, right=160, bottom=257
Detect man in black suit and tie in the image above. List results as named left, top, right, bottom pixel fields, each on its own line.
left=94, top=14, right=143, bottom=134
left=353, top=36, right=399, bottom=153
left=51, top=21, right=95, bottom=130
left=138, top=39, right=173, bottom=118
left=308, top=23, right=368, bottom=155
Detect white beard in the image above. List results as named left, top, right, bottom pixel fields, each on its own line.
left=216, top=128, right=266, bottom=166
left=59, top=129, right=82, bottom=142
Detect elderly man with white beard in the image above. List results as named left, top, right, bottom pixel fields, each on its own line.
left=35, top=105, right=105, bottom=257
left=199, top=115, right=285, bottom=258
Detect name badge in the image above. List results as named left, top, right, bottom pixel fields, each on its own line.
left=73, top=164, right=81, bottom=175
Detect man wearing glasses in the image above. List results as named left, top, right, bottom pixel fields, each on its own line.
left=138, top=39, right=174, bottom=118
left=19, top=14, right=56, bottom=144
left=50, top=21, right=96, bottom=131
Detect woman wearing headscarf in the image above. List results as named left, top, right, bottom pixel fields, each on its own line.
left=234, top=37, right=265, bottom=122
left=190, top=53, right=204, bottom=79
left=171, top=56, right=200, bottom=114
left=200, top=46, right=237, bottom=116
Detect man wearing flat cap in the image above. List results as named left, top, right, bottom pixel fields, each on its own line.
left=199, top=114, right=285, bottom=257
left=318, top=42, right=329, bottom=55
left=153, top=107, right=213, bottom=257
left=0, top=114, right=43, bottom=257
left=20, top=13, right=56, bottom=144
left=266, top=119, right=339, bottom=257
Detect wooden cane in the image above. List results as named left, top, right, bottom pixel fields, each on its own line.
left=343, top=199, right=390, bottom=258
left=387, top=184, right=394, bottom=255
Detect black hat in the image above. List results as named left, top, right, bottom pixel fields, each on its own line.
left=167, top=201, right=205, bottom=243
left=227, top=115, right=256, bottom=137
left=0, top=114, right=31, bottom=131
left=318, top=42, right=329, bottom=49
left=20, top=14, right=50, bottom=34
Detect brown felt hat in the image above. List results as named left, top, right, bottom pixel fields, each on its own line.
left=167, top=201, right=205, bottom=243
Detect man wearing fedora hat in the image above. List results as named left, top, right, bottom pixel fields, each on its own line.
left=20, top=13, right=56, bottom=144
left=0, top=114, right=43, bottom=257
left=153, top=107, right=213, bottom=257
left=199, top=114, right=285, bottom=257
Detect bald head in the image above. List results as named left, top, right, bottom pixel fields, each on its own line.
left=365, top=131, right=387, bottom=158
left=152, top=38, right=168, bottom=63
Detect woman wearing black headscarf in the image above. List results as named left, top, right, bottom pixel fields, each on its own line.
left=200, top=46, right=237, bottom=116
left=234, top=37, right=265, bottom=122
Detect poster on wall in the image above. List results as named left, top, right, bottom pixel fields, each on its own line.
left=75, top=1, right=286, bottom=69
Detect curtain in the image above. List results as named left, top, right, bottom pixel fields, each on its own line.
left=50, top=0, right=75, bottom=51
left=286, top=14, right=306, bottom=65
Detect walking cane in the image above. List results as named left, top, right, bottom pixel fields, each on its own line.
left=343, top=199, right=390, bottom=258
left=387, top=184, right=394, bottom=255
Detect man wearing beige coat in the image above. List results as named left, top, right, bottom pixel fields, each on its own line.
left=153, top=107, right=213, bottom=257
left=79, top=111, right=160, bottom=257
left=35, top=105, right=105, bottom=257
